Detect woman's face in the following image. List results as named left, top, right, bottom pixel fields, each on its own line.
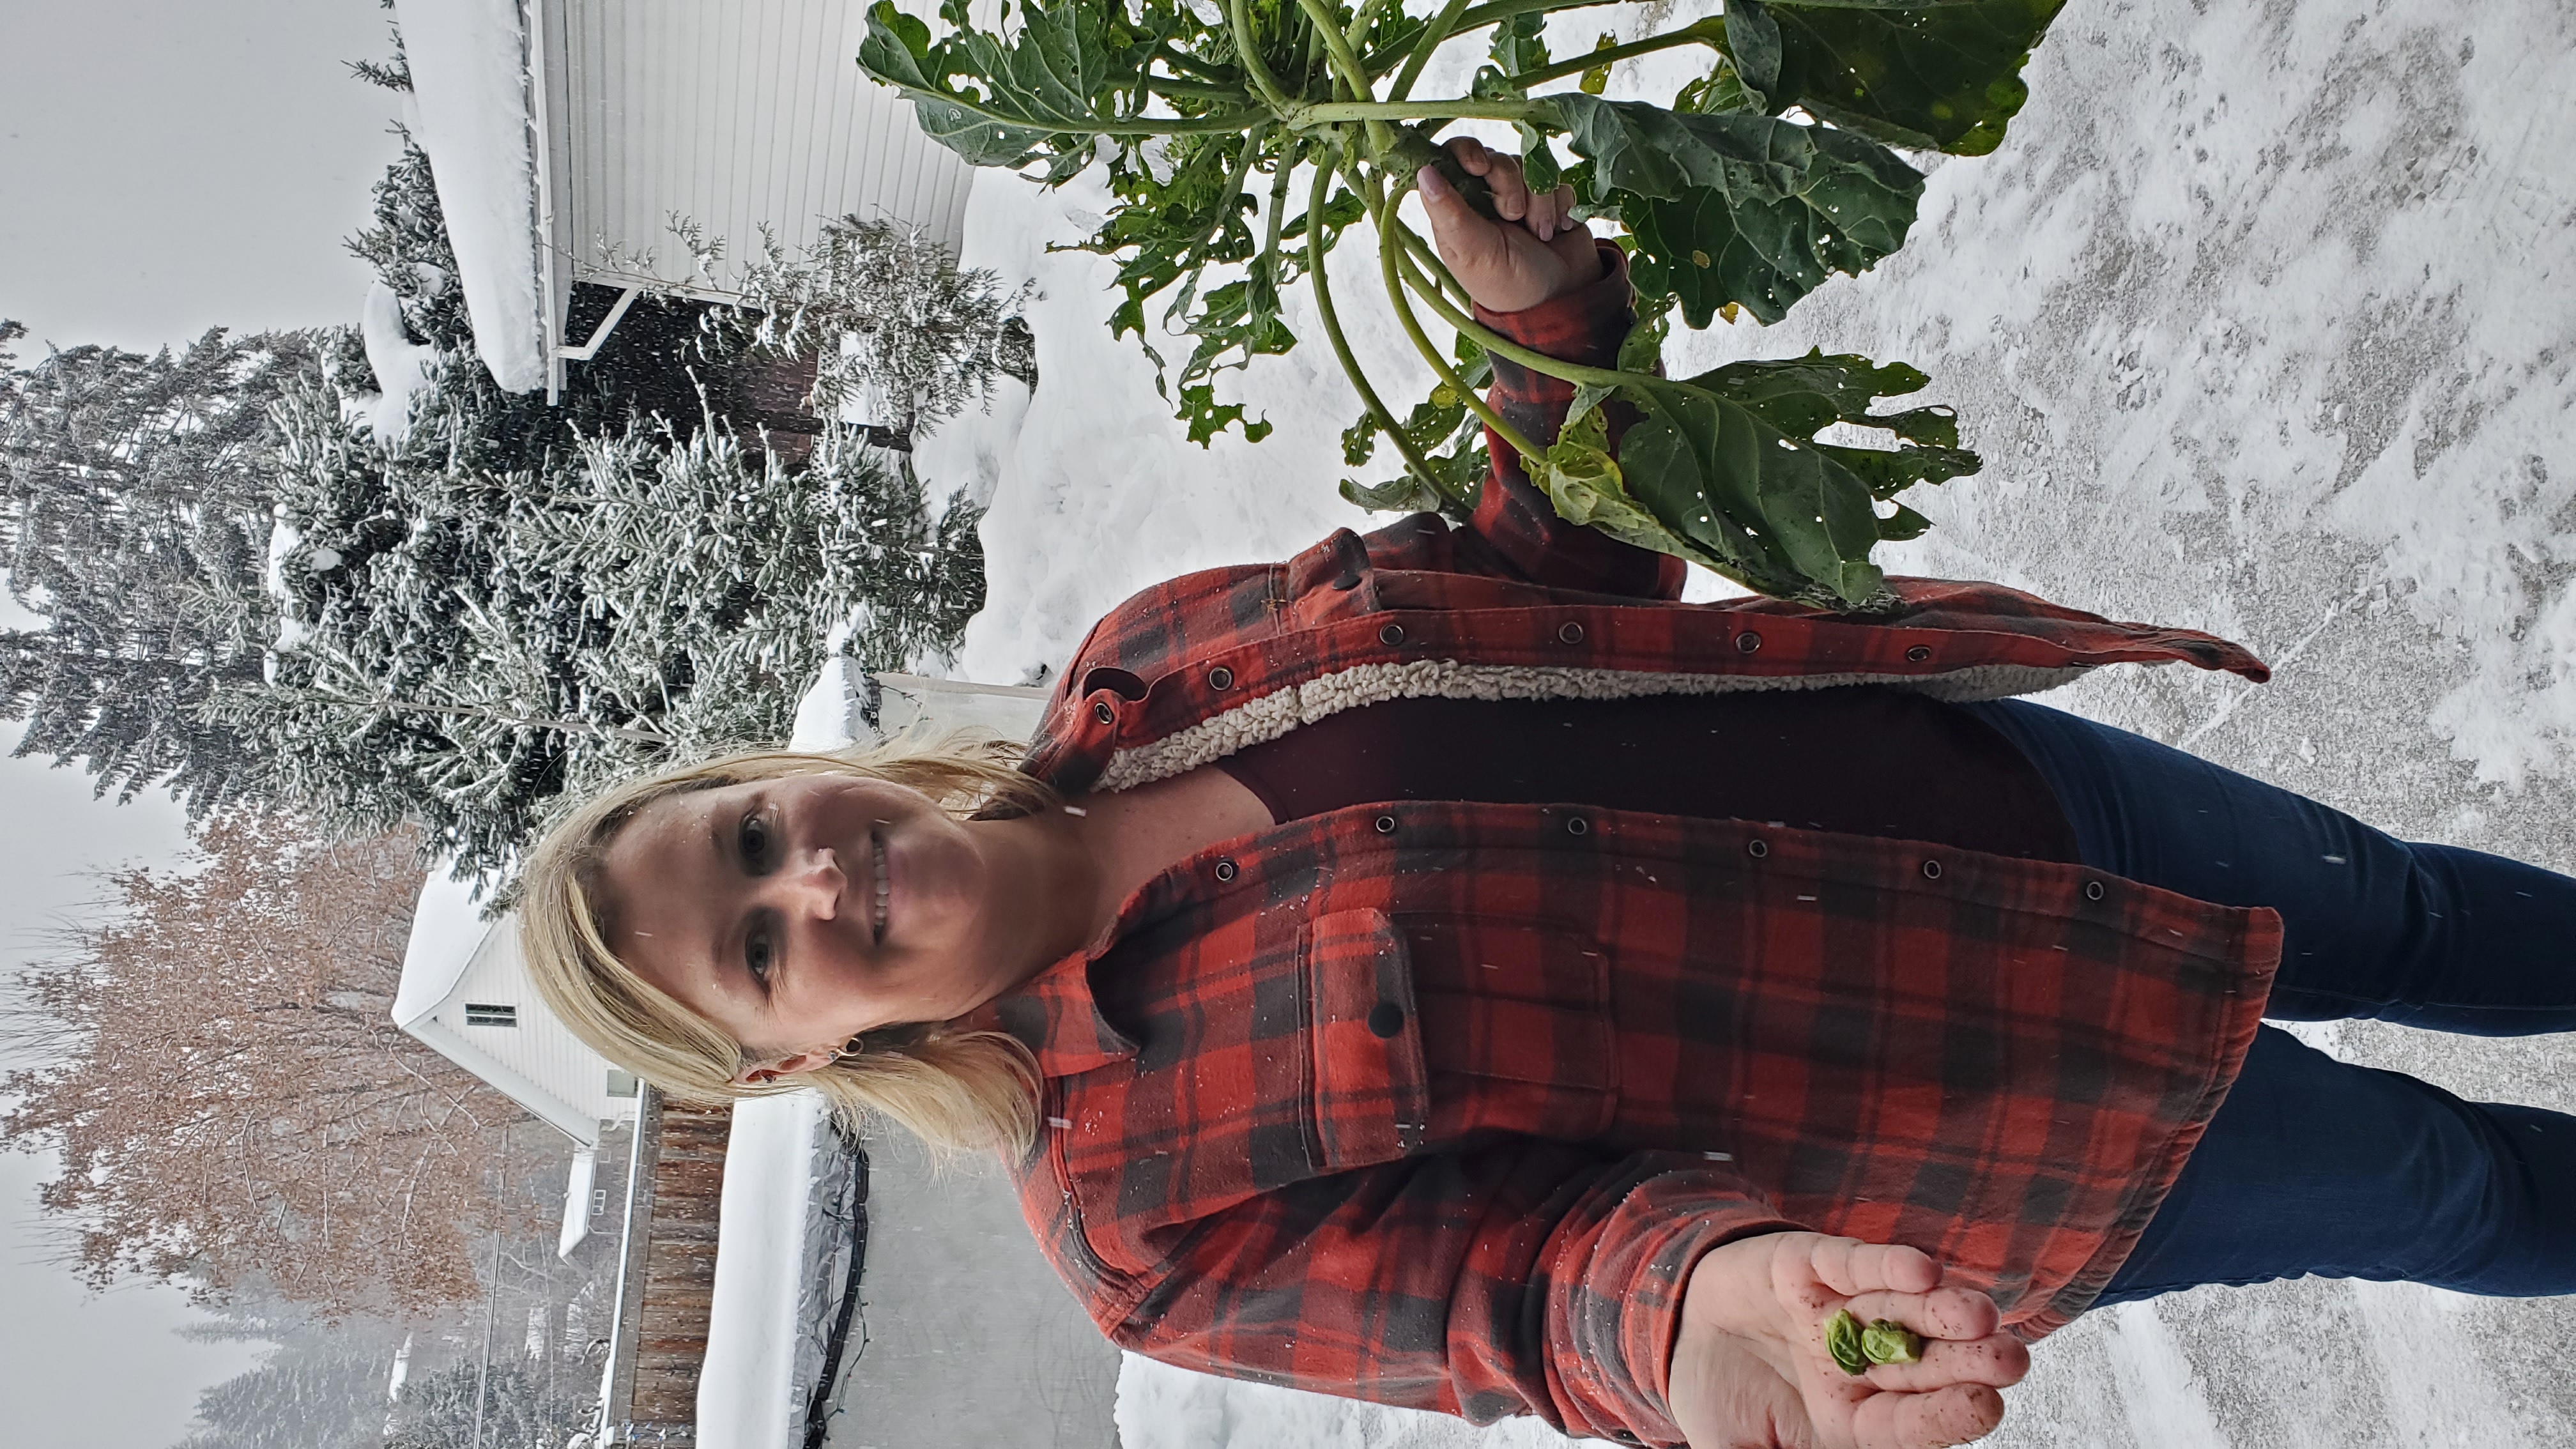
left=597, top=772, right=1025, bottom=1074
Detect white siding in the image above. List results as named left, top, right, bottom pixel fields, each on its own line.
left=551, top=0, right=974, bottom=302
left=420, top=914, right=637, bottom=1138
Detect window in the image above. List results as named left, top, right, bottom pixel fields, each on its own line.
left=464, top=1002, right=518, bottom=1027
left=605, top=1068, right=638, bottom=1098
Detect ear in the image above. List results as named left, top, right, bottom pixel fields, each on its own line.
left=731, top=1048, right=836, bottom=1087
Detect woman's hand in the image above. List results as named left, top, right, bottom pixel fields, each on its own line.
left=1416, top=137, right=1604, bottom=314
left=1666, top=1232, right=2028, bottom=1449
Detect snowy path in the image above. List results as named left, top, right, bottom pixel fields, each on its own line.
left=912, top=0, right=2576, bottom=1443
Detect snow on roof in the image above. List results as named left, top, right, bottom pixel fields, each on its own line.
left=392, top=866, right=494, bottom=1027
left=392, top=0, right=546, bottom=393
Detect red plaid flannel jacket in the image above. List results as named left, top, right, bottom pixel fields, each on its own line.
left=989, top=250, right=2283, bottom=1446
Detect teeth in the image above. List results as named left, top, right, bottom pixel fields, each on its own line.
left=872, top=837, right=890, bottom=940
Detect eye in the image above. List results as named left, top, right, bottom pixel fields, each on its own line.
left=745, top=921, right=775, bottom=986
left=737, top=811, right=772, bottom=873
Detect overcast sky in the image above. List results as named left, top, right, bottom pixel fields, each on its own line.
left=1, top=1, right=407, bottom=1443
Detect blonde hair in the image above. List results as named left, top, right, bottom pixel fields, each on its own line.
left=516, top=730, right=1059, bottom=1158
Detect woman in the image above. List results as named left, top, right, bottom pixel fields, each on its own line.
left=521, top=143, right=2576, bottom=1449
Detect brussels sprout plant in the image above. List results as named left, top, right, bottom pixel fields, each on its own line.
left=861, top=0, right=2064, bottom=606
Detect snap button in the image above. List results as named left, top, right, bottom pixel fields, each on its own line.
left=1091, top=700, right=1115, bottom=726
left=1920, top=859, right=1943, bottom=880
left=1746, top=838, right=1769, bottom=858
left=2085, top=880, right=2106, bottom=901
left=1379, top=622, right=1406, bottom=647
left=1557, top=620, right=1585, bottom=645
left=1906, top=645, right=1933, bottom=663
left=1207, top=664, right=1234, bottom=691
left=1735, top=631, right=1762, bottom=654
left=1374, top=814, right=1398, bottom=834
left=1213, top=859, right=1237, bottom=883
left=1366, top=1002, right=1405, bottom=1039
left=1565, top=816, right=1590, bottom=836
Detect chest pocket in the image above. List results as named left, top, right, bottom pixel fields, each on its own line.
left=1301, top=909, right=1431, bottom=1170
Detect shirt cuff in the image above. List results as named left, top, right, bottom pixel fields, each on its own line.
left=1545, top=1157, right=1804, bottom=1447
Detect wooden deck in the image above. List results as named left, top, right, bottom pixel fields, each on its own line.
left=606, top=1093, right=733, bottom=1443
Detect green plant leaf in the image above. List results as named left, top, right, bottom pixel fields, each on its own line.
left=1593, top=349, right=1979, bottom=606
left=1556, top=97, right=1923, bottom=325
left=1760, top=0, right=2067, bottom=156
left=1517, top=124, right=1563, bottom=192
left=1489, top=11, right=1551, bottom=77
left=857, top=0, right=1172, bottom=170
left=1674, top=56, right=1762, bottom=116
left=1578, top=33, right=1620, bottom=95
left=1725, top=0, right=1784, bottom=102
left=1177, top=381, right=1273, bottom=445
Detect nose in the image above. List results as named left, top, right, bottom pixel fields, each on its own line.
left=769, top=846, right=845, bottom=922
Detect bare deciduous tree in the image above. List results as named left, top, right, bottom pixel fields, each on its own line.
left=1, top=813, right=555, bottom=1315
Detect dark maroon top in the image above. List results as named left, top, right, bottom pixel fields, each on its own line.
left=1212, top=689, right=2080, bottom=862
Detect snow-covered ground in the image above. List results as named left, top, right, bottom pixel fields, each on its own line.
left=902, top=0, right=2576, bottom=1442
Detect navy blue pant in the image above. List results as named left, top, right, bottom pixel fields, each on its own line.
left=1963, top=700, right=2576, bottom=1305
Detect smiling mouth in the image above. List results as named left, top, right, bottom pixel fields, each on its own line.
left=870, top=831, right=891, bottom=944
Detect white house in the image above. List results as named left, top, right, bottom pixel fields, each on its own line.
left=392, top=0, right=976, bottom=401
left=394, top=868, right=641, bottom=1151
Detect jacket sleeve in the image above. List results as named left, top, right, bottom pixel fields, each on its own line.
left=1459, top=241, right=1689, bottom=601
left=1111, top=1144, right=1802, bottom=1447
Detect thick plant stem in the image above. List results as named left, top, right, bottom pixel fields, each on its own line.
left=1306, top=158, right=1438, bottom=489
left=1294, top=96, right=1546, bottom=126
left=1295, top=0, right=1377, bottom=98
left=1292, top=0, right=1396, bottom=155
left=1361, top=0, right=1623, bottom=72
left=1227, top=0, right=1298, bottom=112
left=1262, top=139, right=1298, bottom=266
left=1387, top=0, right=1474, bottom=102
left=880, top=83, right=1257, bottom=136
left=1448, top=0, right=1623, bottom=39
left=1506, top=24, right=1722, bottom=89
left=1371, top=181, right=1544, bottom=463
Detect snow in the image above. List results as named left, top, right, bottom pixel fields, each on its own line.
left=357, top=280, right=439, bottom=441
left=788, top=654, right=866, bottom=749
left=1116, top=1356, right=1616, bottom=1449
left=391, top=0, right=545, bottom=394
left=557, top=1146, right=597, bottom=1258
left=262, top=516, right=310, bottom=660
left=389, top=863, right=497, bottom=1026
left=697, top=1091, right=829, bottom=1449
left=839, top=0, right=2576, bottom=1442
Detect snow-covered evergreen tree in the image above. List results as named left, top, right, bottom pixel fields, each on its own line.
left=0, top=317, right=331, bottom=815
left=173, top=1341, right=396, bottom=1449
left=197, top=42, right=991, bottom=877
left=233, top=374, right=983, bottom=875
left=4, top=31, right=992, bottom=875
left=723, top=215, right=1038, bottom=443
left=381, top=1363, right=586, bottom=1449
